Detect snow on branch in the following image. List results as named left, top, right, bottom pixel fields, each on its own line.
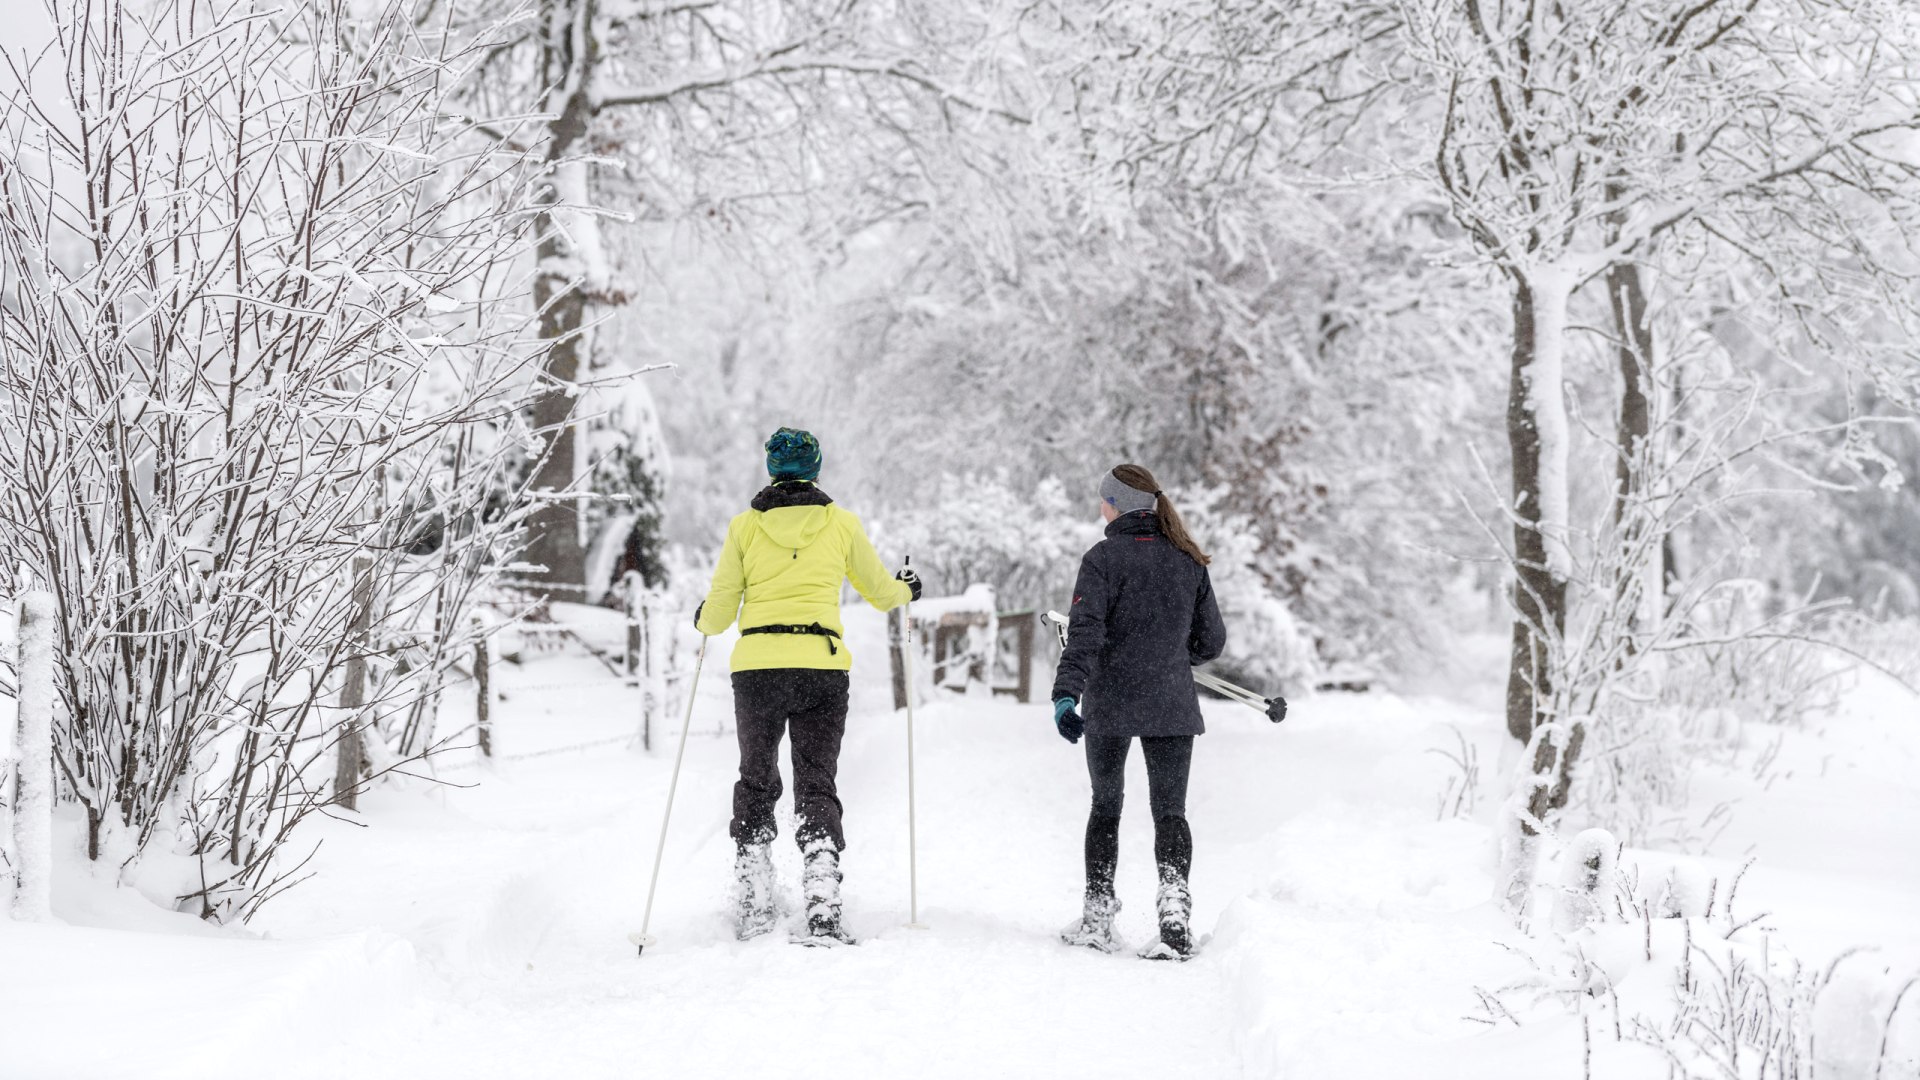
left=594, top=54, right=1031, bottom=125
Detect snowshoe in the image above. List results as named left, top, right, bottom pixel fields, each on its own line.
left=792, top=840, right=857, bottom=948
left=1059, top=892, right=1124, bottom=953
left=730, top=841, right=778, bottom=941
left=1141, top=875, right=1195, bottom=961
left=1137, top=936, right=1199, bottom=962
left=790, top=920, right=858, bottom=948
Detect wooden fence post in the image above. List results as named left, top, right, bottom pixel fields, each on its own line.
left=889, top=607, right=908, bottom=710
left=625, top=577, right=642, bottom=676
left=9, top=593, right=55, bottom=921
left=632, top=584, right=654, bottom=752
left=1013, top=613, right=1035, bottom=703
left=475, top=633, right=492, bottom=760
left=644, top=587, right=666, bottom=748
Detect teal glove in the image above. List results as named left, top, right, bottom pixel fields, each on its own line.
left=1053, top=697, right=1083, bottom=744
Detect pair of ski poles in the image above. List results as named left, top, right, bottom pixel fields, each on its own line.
left=631, top=560, right=927, bottom=956
left=1041, top=611, right=1288, bottom=724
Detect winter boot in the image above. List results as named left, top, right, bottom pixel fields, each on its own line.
left=730, top=841, right=777, bottom=941
left=1140, top=874, right=1195, bottom=961
left=795, top=839, right=855, bottom=946
left=1059, top=891, right=1124, bottom=953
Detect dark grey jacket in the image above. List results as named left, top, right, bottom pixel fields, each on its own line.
left=1050, top=511, right=1228, bottom=738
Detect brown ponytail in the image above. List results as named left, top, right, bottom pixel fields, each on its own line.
left=1111, top=464, right=1210, bottom=566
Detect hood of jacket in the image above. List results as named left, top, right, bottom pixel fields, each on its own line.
left=750, top=482, right=835, bottom=550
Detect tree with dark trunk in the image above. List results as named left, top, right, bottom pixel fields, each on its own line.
left=502, top=0, right=1026, bottom=591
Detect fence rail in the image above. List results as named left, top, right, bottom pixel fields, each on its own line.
left=471, top=577, right=688, bottom=761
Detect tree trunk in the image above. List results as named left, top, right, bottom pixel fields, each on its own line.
left=523, top=0, right=599, bottom=590
left=1608, top=180, right=1662, bottom=647
left=1503, top=270, right=1585, bottom=861
left=1609, top=258, right=1653, bottom=529
left=333, top=558, right=374, bottom=810
left=1504, top=273, right=1571, bottom=747
left=524, top=277, right=589, bottom=588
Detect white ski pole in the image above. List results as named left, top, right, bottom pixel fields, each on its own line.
left=630, top=635, right=707, bottom=957
left=1043, top=610, right=1286, bottom=723
left=904, top=555, right=927, bottom=930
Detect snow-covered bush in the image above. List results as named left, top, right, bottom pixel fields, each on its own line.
left=1832, top=613, right=1920, bottom=690
left=1568, top=589, right=1863, bottom=853
left=0, top=0, right=543, bottom=920
left=1488, top=847, right=1920, bottom=1080
left=580, top=379, right=672, bottom=601
left=1181, top=494, right=1319, bottom=692
left=875, top=474, right=1100, bottom=613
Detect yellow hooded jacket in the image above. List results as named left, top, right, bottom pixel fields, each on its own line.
left=695, top=486, right=910, bottom=672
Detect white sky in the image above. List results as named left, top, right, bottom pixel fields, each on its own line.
left=0, top=0, right=53, bottom=54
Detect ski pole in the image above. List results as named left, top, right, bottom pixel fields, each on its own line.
left=1043, top=610, right=1286, bottom=723
left=630, top=635, right=707, bottom=957
left=1193, top=668, right=1287, bottom=723
left=903, top=556, right=927, bottom=930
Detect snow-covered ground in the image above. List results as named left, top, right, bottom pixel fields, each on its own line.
left=4, top=604, right=1916, bottom=1079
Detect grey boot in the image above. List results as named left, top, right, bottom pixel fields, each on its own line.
left=1059, top=891, right=1123, bottom=953
left=798, top=839, right=855, bottom=945
left=730, top=841, right=777, bottom=940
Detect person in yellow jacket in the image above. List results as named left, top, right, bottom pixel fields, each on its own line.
left=695, top=427, right=919, bottom=945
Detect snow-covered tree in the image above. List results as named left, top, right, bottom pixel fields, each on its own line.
left=1392, top=0, right=1920, bottom=911
left=463, top=0, right=1029, bottom=590
left=0, top=0, right=546, bottom=919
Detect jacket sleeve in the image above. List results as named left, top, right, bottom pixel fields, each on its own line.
left=1050, top=548, right=1109, bottom=703
left=843, top=511, right=911, bottom=612
left=1188, top=567, right=1228, bottom=666
left=696, top=519, right=746, bottom=636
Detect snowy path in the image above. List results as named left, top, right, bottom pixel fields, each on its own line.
left=6, top=608, right=1917, bottom=1079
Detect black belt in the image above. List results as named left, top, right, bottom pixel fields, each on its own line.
left=740, top=622, right=841, bottom=656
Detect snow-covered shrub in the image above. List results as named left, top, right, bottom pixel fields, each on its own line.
left=1551, top=828, right=1617, bottom=935
left=0, top=0, right=542, bottom=920
left=877, top=474, right=1318, bottom=693
left=580, top=379, right=671, bottom=601
left=1572, top=593, right=1858, bottom=851
left=1484, top=847, right=1920, bottom=1080
left=1832, top=612, right=1920, bottom=689
left=875, top=473, right=1100, bottom=612
left=1182, top=495, right=1319, bottom=692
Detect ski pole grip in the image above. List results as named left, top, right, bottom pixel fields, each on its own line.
left=1043, top=610, right=1070, bottom=649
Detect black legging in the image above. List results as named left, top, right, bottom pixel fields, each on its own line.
left=1083, top=734, right=1194, bottom=899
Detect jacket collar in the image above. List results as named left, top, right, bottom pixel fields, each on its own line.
left=751, top=481, right=834, bottom=511
left=1104, top=510, right=1161, bottom=538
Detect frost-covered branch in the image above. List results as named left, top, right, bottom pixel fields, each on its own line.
left=596, top=53, right=1031, bottom=124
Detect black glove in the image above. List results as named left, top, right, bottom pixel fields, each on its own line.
left=1268, top=696, right=1288, bottom=724
left=895, top=567, right=922, bottom=602
left=1053, top=697, right=1084, bottom=744
left=692, top=601, right=704, bottom=628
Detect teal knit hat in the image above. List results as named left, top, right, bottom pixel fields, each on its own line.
left=765, top=427, right=822, bottom=482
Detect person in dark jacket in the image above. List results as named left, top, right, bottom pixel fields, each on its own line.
left=1051, top=463, right=1227, bottom=959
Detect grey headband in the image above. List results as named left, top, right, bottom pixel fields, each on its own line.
left=1100, top=470, right=1159, bottom=516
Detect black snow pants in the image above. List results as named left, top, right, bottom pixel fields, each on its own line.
left=730, top=668, right=851, bottom=852
left=1083, top=734, right=1194, bottom=899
